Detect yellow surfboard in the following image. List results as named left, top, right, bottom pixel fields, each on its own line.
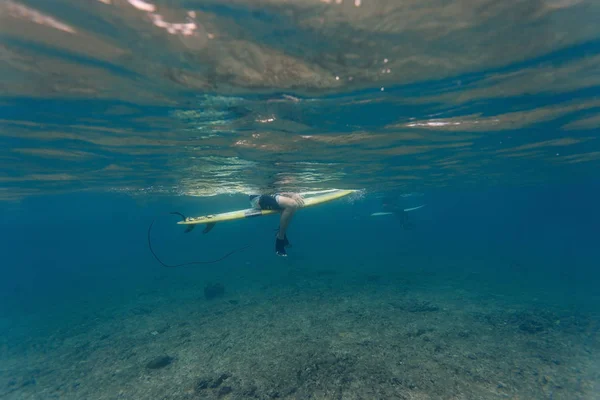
left=177, top=189, right=356, bottom=228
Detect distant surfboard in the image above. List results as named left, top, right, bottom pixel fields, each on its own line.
left=370, top=204, right=425, bottom=217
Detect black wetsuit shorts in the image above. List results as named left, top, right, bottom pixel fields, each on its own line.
left=249, top=194, right=282, bottom=210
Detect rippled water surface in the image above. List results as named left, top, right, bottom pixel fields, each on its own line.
left=1, top=0, right=600, bottom=199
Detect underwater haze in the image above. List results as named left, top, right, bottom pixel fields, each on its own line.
left=1, top=0, right=600, bottom=399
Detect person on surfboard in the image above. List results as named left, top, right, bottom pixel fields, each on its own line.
left=249, top=193, right=305, bottom=256
left=375, top=194, right=421, bottom=230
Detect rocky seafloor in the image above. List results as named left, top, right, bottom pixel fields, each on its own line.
left=1, top=267, right=599, bottom=400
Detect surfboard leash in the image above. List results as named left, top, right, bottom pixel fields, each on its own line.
left=147, top=216, right=252, bottom=267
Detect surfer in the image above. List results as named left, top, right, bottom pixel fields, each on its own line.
left=375, top=195, right=418, bottom=230
left=249, top=193, right=305, bottom=256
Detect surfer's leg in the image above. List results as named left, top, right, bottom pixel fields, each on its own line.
left=273, top=195, right=299, bottom=256
left=275, top=195, right=298, bottom=239
left=278, top=207, right=296, bottom=239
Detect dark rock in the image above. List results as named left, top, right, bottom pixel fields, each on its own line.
left=210, top=373, right=231, bottom=388
left=204, top=283, right=225, bottom=300
left=242, top=385, right=258, bottom=397
left=217, top=386, right=232, bottom=397
left=519, top=319, right=546, bottom=334
left=131, top=307, right=152, bottom=316
left=195, top=378, right=211, bottom=391
left=408, top=327, right=433, bottom=338
left=145, top=355, right=174, bottom=369
left=404, top=301, right=439, bottom=313
left=155, top=324, right=171, bottom=334
left=195, top=373, right=231, bottom=392
left=22, top=378, right=36, bottom=387
left=508, top=310, right=554, bottom=334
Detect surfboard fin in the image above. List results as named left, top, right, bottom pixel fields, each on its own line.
left=202, top=222, right=216, bottom=234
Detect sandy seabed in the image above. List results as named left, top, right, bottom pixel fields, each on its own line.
left=1, top=266, right=599, bottom=400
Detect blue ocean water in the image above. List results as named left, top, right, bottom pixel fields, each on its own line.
left=2, top=1, right=600, bottom=399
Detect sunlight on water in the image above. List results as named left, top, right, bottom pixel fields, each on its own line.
left=1, top=0, right=600, bottom=200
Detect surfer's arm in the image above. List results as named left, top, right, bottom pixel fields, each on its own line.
left=278, top=192, right=304, bottom=207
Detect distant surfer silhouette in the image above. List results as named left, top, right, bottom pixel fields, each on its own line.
left=371, top=194, right=424, bottom=230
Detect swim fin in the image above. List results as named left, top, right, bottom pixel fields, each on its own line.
left=274, top=227, right=291, bottom=247
left=275, top=237, right=287, bottom=256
